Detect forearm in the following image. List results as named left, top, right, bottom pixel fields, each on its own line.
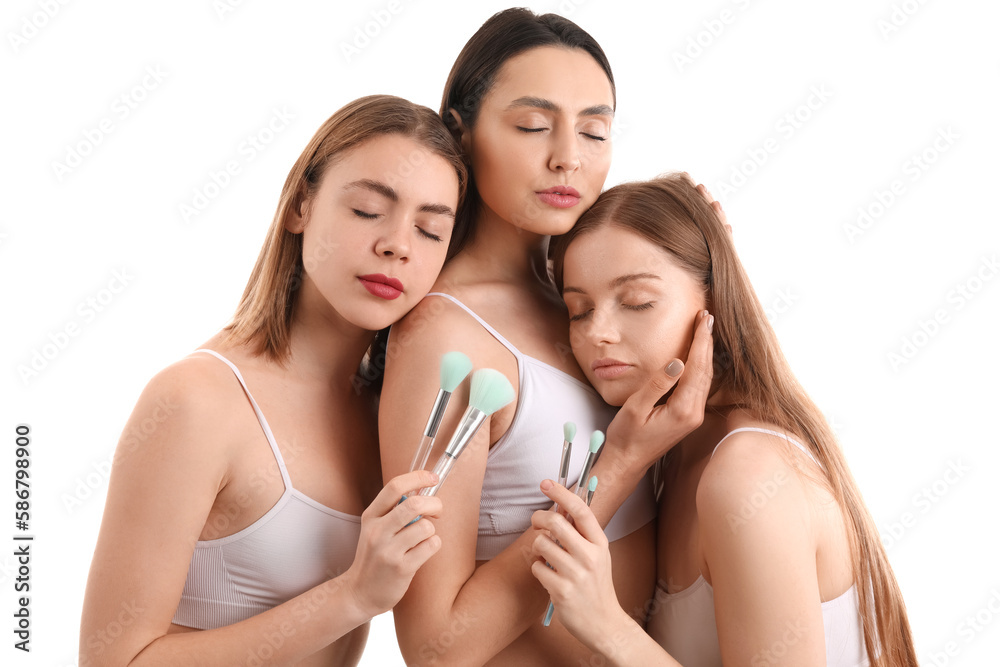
left=90, top=577, right=370, bottom=666
left=398, top=465, right=649, bottom=666
left=585, top=446, right=648, bottom=528
left=591, top=609, right=683, bottom=667
left=399, top=526, right=549, bottom=666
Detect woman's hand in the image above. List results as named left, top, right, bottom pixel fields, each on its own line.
left=341, top=469, right=444, bottom=618
left=607, top=309, right=715, bottom=471
left=695, top=182, right=730, bottom=232
left=529, top=481, right=629, bottom=645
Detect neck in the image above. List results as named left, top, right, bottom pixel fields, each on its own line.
left=284, top=276, right=376, bottom=389
left=452, top=204, right=551, bottom=287
left=675, top=381, right=742, bottom=468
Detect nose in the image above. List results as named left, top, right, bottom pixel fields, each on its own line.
left=374, top=217, right=410, bottom=261
left=584, top=307, right=619, bottom=345
left=548, top=124, right=581, bottom=173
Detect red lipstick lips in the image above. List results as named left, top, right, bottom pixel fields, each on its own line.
left=591, top=358, right=631, bottom=380
left=358, top=274, right=404, bottom=300
left=536, top=185, right=581, bottom=209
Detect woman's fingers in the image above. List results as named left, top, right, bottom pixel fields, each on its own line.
left=366, top=469, right=440, bottom=519
left=536, top=481, right=606, bottom=546
left=696, top=181, right=729, bottom=229
left=664, top=309, right=715, bottom=424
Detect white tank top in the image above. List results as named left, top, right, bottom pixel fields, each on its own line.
left=646, top=427, right=870, bottom=666
left=425, top=293, right=657, bottom=560
left=172, top=349, right=362, bottom=629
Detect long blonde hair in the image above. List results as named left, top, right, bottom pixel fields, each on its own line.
left=552, top=173, right=917, bottom=666
left=225, top=94, right=467, bottom=362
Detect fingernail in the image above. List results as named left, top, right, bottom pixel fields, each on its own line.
left=666, top=360, right=684, bottom=376
left=707, top=315, right=714, bottom=334
left=540, top=479, right=553, bottom=491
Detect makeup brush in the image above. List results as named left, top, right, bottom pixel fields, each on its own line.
left=572, top=431, right=604, bottom=499
left=409, top=351, right=473, bottom=473
left=551, top=422, right=576, bottom=514
left=419, top=368, right=515, bottom=497
left=543, top=475, right=599, bottom=627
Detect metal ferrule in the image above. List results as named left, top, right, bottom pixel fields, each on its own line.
left=558, top=441, right=572, bottom=480
left=443, top=406, right=487, bottom=459
left=423, top=388, right=451, bottom=438
left=576, top=451, right=597, bottom=495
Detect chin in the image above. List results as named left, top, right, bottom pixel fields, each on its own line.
left=592, top=381, right=629, bottom=408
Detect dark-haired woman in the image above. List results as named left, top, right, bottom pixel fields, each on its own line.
left=380, top=10, right=715, bottom=666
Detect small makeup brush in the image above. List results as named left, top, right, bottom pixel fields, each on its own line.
left=573, top=431, right=604, bottom=499
left=409, top=351, right=473, bottom=473
left=543, top=475, right=599, bottom=627
left=551, top=422, right=576, bottom=514
left=419, top=368, right=515, bottom=497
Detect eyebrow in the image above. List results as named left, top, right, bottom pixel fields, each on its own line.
left=506, top=96, right=614, bottom=118
left=562, top=272, right=661, bottom=294
left=344, top=178, right=455, bottom=218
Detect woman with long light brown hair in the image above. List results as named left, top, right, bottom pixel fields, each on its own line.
left=531, top=172, right=917, bottom=665
left=80, top=94, right=467, bottom=665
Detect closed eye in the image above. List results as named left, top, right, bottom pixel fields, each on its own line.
left=568, top=309, right=592, bottom=323
left=517, top=126, right=546, bottom=133
left=582, top=133, right=607, bottom=141
left=352, top=208, right=380, bottom=220
left=623, top=302, right=654, bottom=311
left=418, top=227, right=444, bottom=243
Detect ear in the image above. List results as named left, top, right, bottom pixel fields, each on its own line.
left=447, top=108, right=472, bottom=155
left=285, top=194, right=309, bottom=234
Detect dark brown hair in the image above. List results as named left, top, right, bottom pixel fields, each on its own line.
left=552, top=173, right=917, bottom=667
left=225, top=94, right=467, bottom=362
left=440, top=7, right=615, bottom=257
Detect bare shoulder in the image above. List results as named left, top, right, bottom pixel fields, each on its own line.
left=695, top=428, right=813, bottom=533
left=114, top=351, right=246, bottom=472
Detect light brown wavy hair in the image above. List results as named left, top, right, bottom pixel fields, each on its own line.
left=224, top=94, right=468, bottom=363
left=551, top=173, right=917, bottom=666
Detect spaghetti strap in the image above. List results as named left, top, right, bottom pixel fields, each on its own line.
left=710, top=426, right=820, bottom=468
left=424, top=292, right=524, bottom=360
left=192, top=349, right=292, bottom=489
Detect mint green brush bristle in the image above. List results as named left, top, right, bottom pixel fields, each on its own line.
left=418, top=369, right=514, bottom=498
left=590, top=430, right=604, bottom=451
left=440, top=351, right=473, bottom=393
left=469, top=368, right=516, bottom=415
left=573, top=430, right=604, bottom=496
left=563, top=422, right=576, bottom=443
left=588, top=475, right=598, bottom=493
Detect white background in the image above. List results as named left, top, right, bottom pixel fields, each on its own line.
left=3, top=0, right=998, bottom=665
